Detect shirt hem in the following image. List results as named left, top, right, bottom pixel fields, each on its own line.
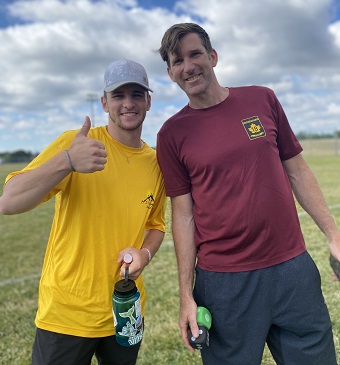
left=197, top=247, right=306, bottom=273
left=35, top=320, right=116, bottom=338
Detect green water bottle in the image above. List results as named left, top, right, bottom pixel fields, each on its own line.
left=112, top=254, right=143, bottom=346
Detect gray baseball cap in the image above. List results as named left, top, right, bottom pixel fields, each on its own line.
left=104, top=59, right=153, bottom=93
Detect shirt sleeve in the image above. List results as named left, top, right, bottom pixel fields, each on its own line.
left=156, top=129, right=191, bottom=197
left=269, top=89, right=303, bottom=161
left=145, top=173, right=167, bottom=232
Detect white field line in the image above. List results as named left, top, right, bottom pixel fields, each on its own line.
left=1, top=206, right=339, bottom=288
left=0, top=273, right=40, bottom=287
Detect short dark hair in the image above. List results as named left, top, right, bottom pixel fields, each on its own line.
left=158, top=23, right=212, bottom=67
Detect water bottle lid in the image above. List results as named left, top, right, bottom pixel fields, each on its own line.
left=114, top=279, right=137, bottom=297
left=196, top=306, right=212, bottom=329
left=123, top=253, right=133, bottom=264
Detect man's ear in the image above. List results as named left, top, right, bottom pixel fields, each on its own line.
left=167, top=67, right=175, bottom=82
left=210, top=48, right=218, bottom=68
left=146, top=94, right=151, bottom=111
left=101, top=95, right=109, bottom=113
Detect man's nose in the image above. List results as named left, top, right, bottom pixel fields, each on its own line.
left=183, top=58, right=195, bottom=72
left=122, top=97, right=135, bottom=108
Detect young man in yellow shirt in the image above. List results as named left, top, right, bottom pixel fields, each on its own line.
left=0, top=59, right=166, bottom=365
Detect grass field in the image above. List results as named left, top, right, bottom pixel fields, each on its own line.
left=0, top=149, right=339, bottom=364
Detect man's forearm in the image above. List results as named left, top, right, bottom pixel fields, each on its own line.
left=175, top=241, right=196, bottom=301
left=142, top=229, right=165, bottom=263
left=171, top=194, right=197, bottom=300
left=0, top=151, right=72, bottom=215
left=288, top=163, right=337, bottom=240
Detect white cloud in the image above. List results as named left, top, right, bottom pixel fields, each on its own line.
left=329, top=20, right=340, bottom=47
left=0, top=0, right=339, bottom=152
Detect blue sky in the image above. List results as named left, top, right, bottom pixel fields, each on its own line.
left=0, top=0, right=340, bottom=153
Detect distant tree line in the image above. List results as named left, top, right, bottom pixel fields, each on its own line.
left=296, top=131, right=340, bottom=140
left=0, top=150, right=38, bottom=163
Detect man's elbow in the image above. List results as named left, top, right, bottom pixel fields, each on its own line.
left=0, top=204, right=11, bottom=215
left=0, top=197, right=18, bottom=215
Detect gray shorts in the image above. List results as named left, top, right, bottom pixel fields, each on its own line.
left=194, top=252, right=337, bottom=365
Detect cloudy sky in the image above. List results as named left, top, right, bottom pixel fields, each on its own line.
left=0, top=0, right=339, bottom=153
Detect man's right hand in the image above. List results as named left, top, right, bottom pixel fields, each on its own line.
left=67, top=116, right=107, bottom=173
left=179, top=297, right=200, bottom=353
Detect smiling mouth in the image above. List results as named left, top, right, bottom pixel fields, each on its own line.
left=185, top=74, right=201, bottom=82
left=122, top=112, right=138, bottom=116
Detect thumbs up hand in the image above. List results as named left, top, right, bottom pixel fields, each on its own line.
left=76, top=115, right=92, bottom=138
left=67, top=116, right=107, bottom=173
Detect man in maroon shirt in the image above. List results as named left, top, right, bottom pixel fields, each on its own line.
left=157, top=22, right=340, bottom=365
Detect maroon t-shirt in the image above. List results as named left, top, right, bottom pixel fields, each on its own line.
left=157, top=86, right=306, bottom=272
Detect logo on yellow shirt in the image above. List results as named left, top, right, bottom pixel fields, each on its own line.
left=141, top=190, right=155, bottom=209
left=241, top=116, right=266, bottom=140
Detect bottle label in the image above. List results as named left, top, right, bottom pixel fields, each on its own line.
left=112, top=309, right=117, bottom=327
left=116, top=297, right=143, bottom=346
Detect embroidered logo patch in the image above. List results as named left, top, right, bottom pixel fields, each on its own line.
left=241, top=116, right=266, bottom=140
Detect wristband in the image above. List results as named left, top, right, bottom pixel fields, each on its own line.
left=64, top=150, right=76, bottom=172
left=142, top=247, right=152, bottom=265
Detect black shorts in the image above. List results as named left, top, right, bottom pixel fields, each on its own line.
left=194, top=252, right=337, bottom=365
left=32, top=328, right=141, bottom=365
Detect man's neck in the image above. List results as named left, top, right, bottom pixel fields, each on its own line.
left=106, top=125, right=143, bottom=148
left=188, top=86, right=229, bottom=109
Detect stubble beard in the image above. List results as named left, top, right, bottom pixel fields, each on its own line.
left=109, top=112, right=143, bottom=131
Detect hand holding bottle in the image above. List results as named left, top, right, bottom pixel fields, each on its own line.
left=188, top=306, right=212, bottom=350
left=118, top=247, right=150, bottom=280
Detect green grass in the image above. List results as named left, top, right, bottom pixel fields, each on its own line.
left=0, top=154, right=339, bottom=364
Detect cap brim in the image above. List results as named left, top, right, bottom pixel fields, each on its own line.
left=104, top=81, right=153, bottom=93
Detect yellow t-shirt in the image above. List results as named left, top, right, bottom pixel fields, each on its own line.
left=6, top=126, right=166, bottom=337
